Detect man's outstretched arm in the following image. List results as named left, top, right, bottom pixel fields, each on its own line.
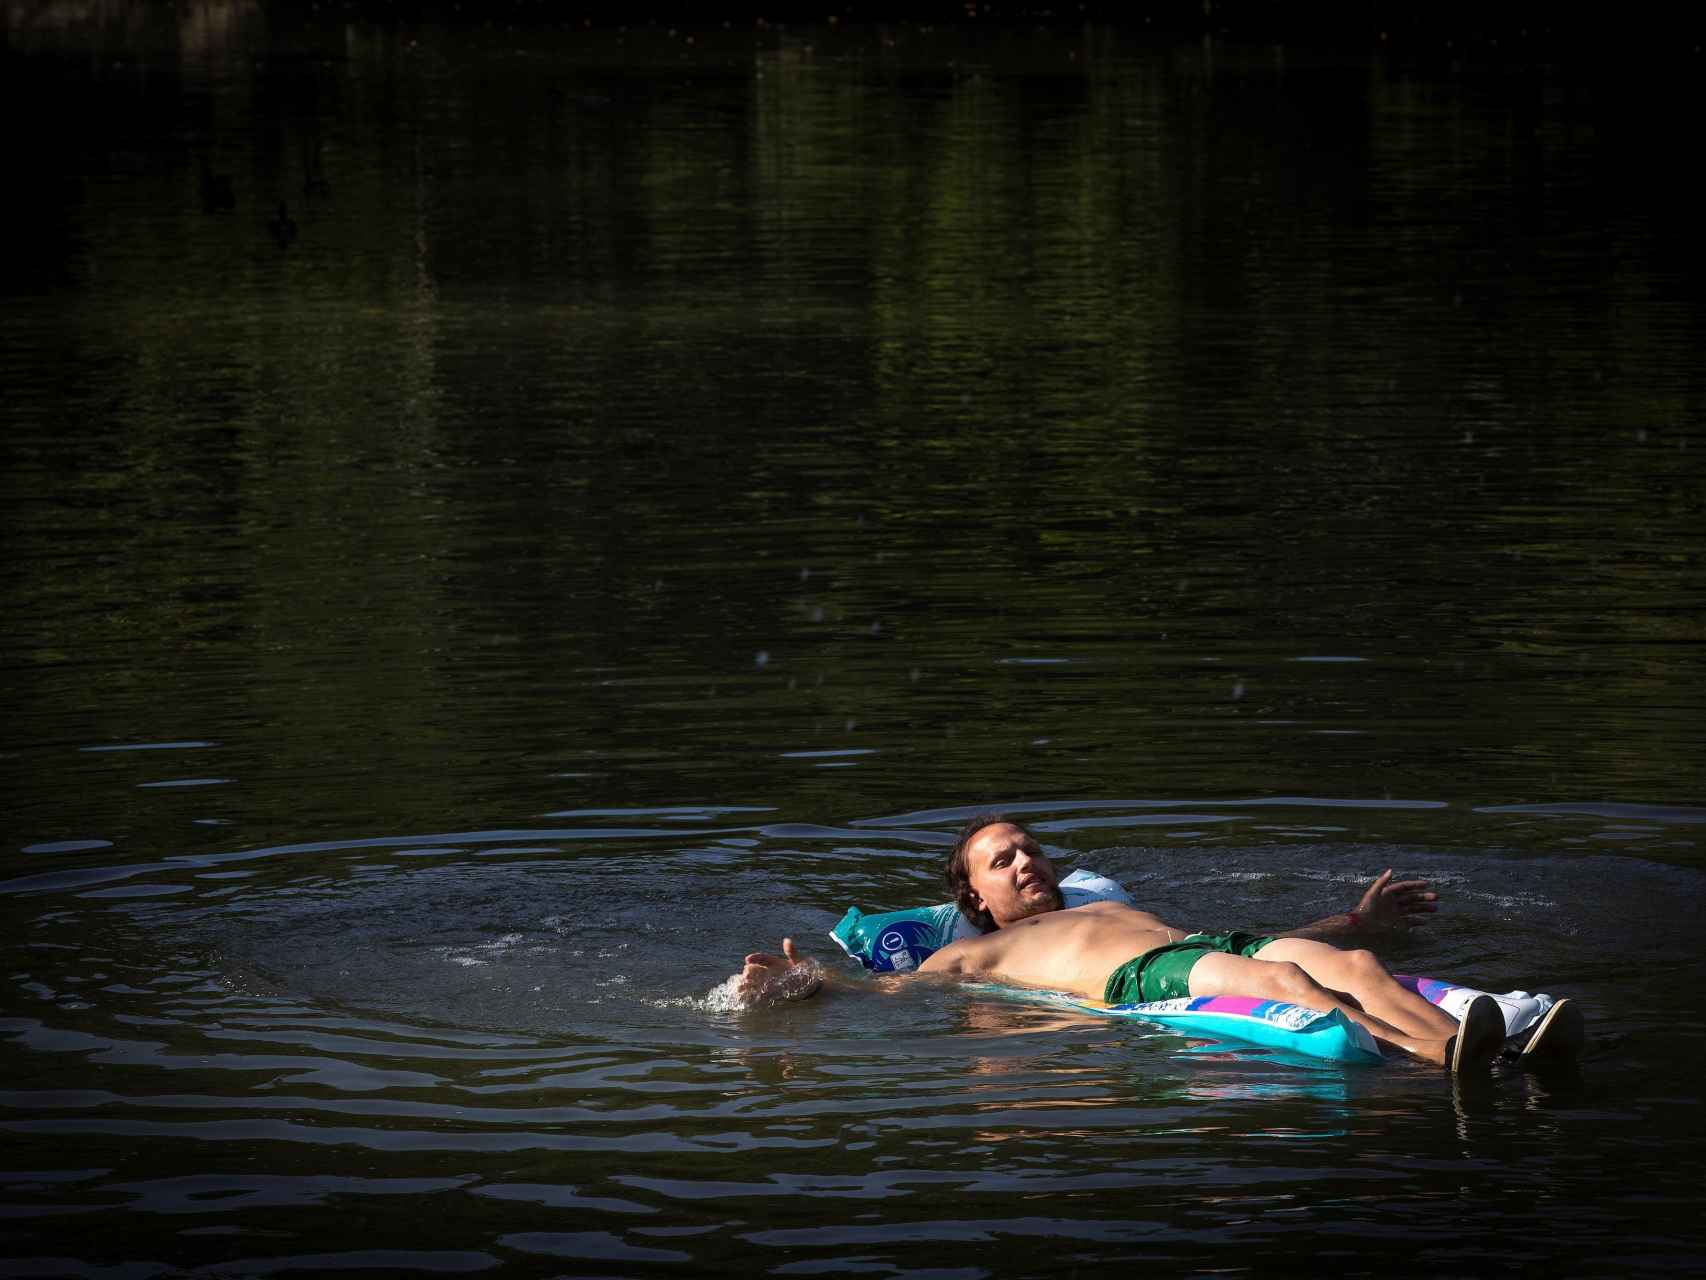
left=731, top=937, right=918, bottom=1006
left=1275, top=869, right=1439, bottom=941
left=734, top=938, right=826, bottom=1005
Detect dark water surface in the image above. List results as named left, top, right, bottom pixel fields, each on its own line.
left=5, top=8, right=1705, bottom=1277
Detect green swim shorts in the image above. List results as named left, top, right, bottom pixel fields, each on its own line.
left=1102, top=929, right=1276, bottom=1004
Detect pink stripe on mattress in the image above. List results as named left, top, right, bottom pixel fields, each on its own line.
left=1393, top=974, right=1455, bottom=1005
left=1192, top=996, right=1264, bottom=1016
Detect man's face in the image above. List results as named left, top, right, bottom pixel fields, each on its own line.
left=964, top=823, right=1064, bottom=928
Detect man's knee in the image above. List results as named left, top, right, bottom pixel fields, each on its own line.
left=1262, top=960, right=1322, bottom=1004
left=1340, top=948, right=1389, bottom=982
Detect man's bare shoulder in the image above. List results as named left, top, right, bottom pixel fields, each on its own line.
left=915, top=930, right=998, bottom=974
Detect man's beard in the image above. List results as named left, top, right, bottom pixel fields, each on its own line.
left=1011, top=883, right=1065, bottom=920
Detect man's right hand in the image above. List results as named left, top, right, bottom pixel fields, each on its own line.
left=734, top=937, right=823, bottom=1005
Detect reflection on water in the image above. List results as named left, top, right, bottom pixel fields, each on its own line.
left=4, top=4, right=1705, bottom=1276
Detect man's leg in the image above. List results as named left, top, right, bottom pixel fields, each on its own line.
left=1251, top=938, right=1458, bottom=1040
left=1188, top=950, right=1469, bottom=1066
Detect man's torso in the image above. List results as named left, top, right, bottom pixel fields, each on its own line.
left=917, top=901, right=1182, bottom=998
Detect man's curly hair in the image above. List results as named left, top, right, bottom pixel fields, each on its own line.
left=945, top=812, right=1031, bottom=933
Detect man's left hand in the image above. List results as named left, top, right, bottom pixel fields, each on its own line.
left=1354, top=869, right=1438, bottom=932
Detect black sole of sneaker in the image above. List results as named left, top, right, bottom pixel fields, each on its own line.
left=1449, top=995, right=1504, bottom=1074
left=1520, top=998, right=1586, bottom=1068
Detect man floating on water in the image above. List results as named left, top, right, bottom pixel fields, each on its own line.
left=732, top=814, right=1584, bottom=1073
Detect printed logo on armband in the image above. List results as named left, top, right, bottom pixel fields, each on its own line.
left=874, top=922, right=928, bottom=972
